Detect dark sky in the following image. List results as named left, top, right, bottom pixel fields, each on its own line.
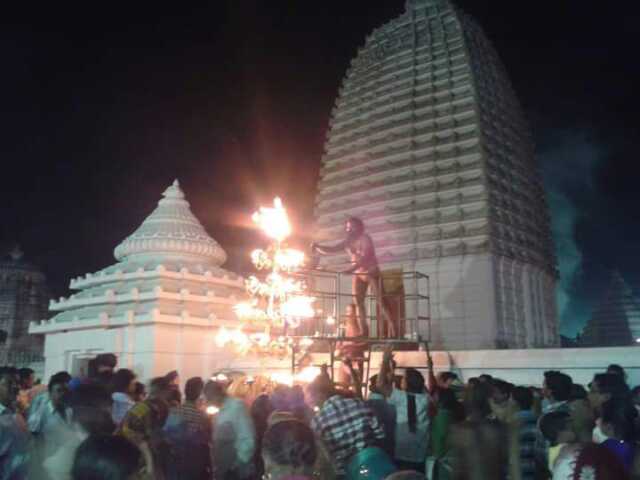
left=2, top=1, right=639, bottom=337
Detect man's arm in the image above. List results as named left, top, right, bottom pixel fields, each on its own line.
left=312, top=239, right=347, bottom=255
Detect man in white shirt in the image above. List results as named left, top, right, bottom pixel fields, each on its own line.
left=205, top=381, right=255, bottom=480
left=28, top=371, right=74, bottom=472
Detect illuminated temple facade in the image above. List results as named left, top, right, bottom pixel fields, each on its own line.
left=314, top=0, right=558, bottom=349
left=30, top=181, right=246, bottom=380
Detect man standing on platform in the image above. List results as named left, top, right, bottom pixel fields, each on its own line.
left=312, top=216, right=396, bottom=338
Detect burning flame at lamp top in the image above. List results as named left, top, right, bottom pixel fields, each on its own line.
left=252, top=197, right=291, bottom=243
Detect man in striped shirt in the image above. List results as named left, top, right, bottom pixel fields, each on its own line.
left=308, top=374, right=385, bottom=477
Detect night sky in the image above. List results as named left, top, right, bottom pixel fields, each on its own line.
left=2, top=1, right=639, bottom=337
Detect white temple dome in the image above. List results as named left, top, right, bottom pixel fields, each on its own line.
left=114, top=180, right=227, bottom=266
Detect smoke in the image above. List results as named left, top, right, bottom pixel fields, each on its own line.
left=538, top=130, right=603, bottom=336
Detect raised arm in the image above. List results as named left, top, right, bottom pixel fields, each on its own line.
left=376, top=348, right=395, bottom=397
left=312, top=239, right=347, bottom=255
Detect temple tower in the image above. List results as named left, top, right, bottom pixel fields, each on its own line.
left=314, top=0, right=558, bottom=349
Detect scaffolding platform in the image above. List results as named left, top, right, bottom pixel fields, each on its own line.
left=286, top=268, right=432, bottom=391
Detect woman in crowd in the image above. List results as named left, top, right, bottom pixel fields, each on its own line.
left=593, top=396, right=637, bottom=473
left=111, top=369, right=137, bottom=425
left=430, top=388, right=464, bottom=480
left=378, top=349, right=430, bottom=473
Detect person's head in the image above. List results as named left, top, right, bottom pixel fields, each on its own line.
left=306, top=379, right=334, bottom=410
left=589, top=373, right=630, bottom=412
left=369, top=374, right=381, bottom=395
left=262, top=420, right=317, bottom=479
left=478, top=374, right=493, bottom=384
left=464, top=382, right=492, bottom=420
left=345, top=216, right=364, bottom=238
left=511, top=386, right=533, bottom=411
left=437, top=371, right=458, bottom=389
left=164, top=370, right=179, bottom=386
left=132, top=382, right=146, bottom=402
left=0, top=367, right=19, bottom=407
left=204, top=380, right=227, bottom=407
left=165, top=387, right=181, bottom=408
left=184, top=377, right=204, bottom=403
left=467, top=377, right=480, bottom=388
left=72, top=435, right=145, bottom=480
left=543, top=370, right=572, bottom=402
left=402, top=368, right=425, bottom=394
left=539, top=411, right=575, bottom=446
left=598, top=397, right=637, bottom=442
left=49, top=371, right=72, bottom=409
left=18, top=368, right=34, bottom=389
left=148, top=376, right=172, bottom=402
left=570, top=383, right=588, bottom=401
left=491, top=379, right=513, bottom=405
left=69, top=383, right=113, bottom=413
left=94, top=353, right=117, bottom=375
left=606, top=364, right=626, bottom=379
left=112, top=369, right=137, bottom=396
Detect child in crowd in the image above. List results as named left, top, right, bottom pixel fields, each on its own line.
left=539, top=411, right=575, bottom=472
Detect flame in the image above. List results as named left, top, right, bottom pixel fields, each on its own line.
left=252, top=197, right=291, bottom=242
left=206, top=405, right=219, bottom=415
left=269, top=366, right=321, bottom=386
left=281, top=296, right=315, bottom=319
left=274, top=248, right=305, bottom=271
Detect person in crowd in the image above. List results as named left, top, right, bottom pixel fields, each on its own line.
left=539, top=411, right=576, bottom=473
left=377, top=349, right=429, bottom=473
left=606, top=363, right=626, bottom=380
left=592, top=397, right=637, bottom=473
left=118, top=376, right=171, bottom=479
left=366, top=374, right=396, bottom=459
left=16, top=367, right=44, bottom=414
left=0, top=366, right=29, bottom=480
left=567, top=384, right=594, bottom=443
left=133, top=382, right=147, bottom=402
left=29, top=371, right=75, bottom=469
left=463, top=381, right=493, bottom=421
left=490, top=379, right=516, bottom=423
left=163, top=376, right=211, bottom=480
left=551, top=442, right=630, bottom=480
left=205, top=380, right=256, bottom=480
left=430, top=388, right=464, bottom=480
left=164, top=371, right=180, bottom=390
left=72, top=434, right=146, bottom=480
left=510, top=386, right=538, bottom=480
left=449, top=418, right=508, bottom=480
left=111, top=369, right=138, bottom=425
left=251, top=393, right=275, bottom=479
left=436, top=372, right=458, bottom=390
left=588, top=372, right=630, bottom=415
left=262, top=419, right=317, bottom=480
left=307, top=371, right=384, bottom=477
left=89, top=353, right=117, bottom=390
left=42, top=383, right=116, bottom=480
left=535, top=371, right=572, bottom=473
left=478, top=374, right=493, bottom=384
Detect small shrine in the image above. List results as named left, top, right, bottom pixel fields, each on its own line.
left=30, top=180, right=247, bottom=381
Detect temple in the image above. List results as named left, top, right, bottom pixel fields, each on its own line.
left=0, top=246, right=49, bottom=365
left=313, top=0, right=558, bottom=349
left=29, top=180, right=247, bottom=380
left=580, top=272, right=640, bottom=347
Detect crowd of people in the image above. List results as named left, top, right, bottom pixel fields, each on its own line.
left=1, top=350, right=639, bottom=480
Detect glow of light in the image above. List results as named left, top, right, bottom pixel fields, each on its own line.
left=313, top=406, right=320, bottom=413
left=211, top=373, right=228, bottom=382
left=300, top=337, right=314, bottom=348
left=636, top=338, right=640, bottom=343
left=281, top=296, right=315, bottom=319
left=206, top=405, right=219, bottom=415
left=295, top=366, right=321, bottom=383
left=270, top=372, right=294, bottom=387
left=252, top=197, right=291, bottom=242
left=326, top=316, right=336, bottom=326
left=274, top=248, right=305, bottom=271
